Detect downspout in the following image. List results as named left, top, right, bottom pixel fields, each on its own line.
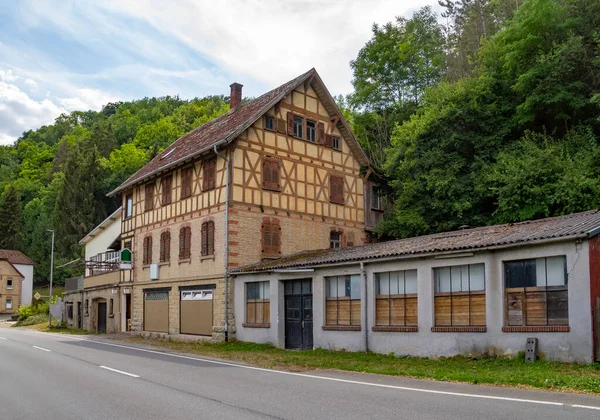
left=361, top=261, right=369, bottom=352
left=214, top=145, right=230, bottom=341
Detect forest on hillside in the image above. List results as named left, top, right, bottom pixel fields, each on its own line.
left=0, top=0, right=599, bottom=284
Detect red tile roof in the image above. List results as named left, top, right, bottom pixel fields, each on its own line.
left=110, top=68, right=367, bottom=196
left=0, top=249, right=35, bottom=265
left=233, top=210, right=600, bottom=273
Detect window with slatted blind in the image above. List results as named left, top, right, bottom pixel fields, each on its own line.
left=246, top=281, right=270, bottom=325
left=261, top=218, right=281, bottom=257
left=144, top=183, right=154, bottom=212
left=143, top=235, right=153, bottom=265
left=159, top=231, right=170, bottom=263
left=201, top=221, right=215, bottom=256
left=329, top=175, right=344, bottom=204
left=179, top=226, right=191, bottom=260
left=262, top=157, right=281, bottom=191
left=325, top=275, right=361, bottom=327
left=375, top=270, right=418, bottom=328
left=162, top=174, right=172, bottom=206
left=181, top=166, right=193, bottom=199
left=203, top=159, right=216, bottom=191
left=434, top=264, right=486, bottom=327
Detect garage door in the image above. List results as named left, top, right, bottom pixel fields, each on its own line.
left=144, top=290, right=169, bottom=333
left=180, top=289, right=213, bottom=336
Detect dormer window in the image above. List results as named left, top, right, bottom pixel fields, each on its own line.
left=306, top=119, right=316, bottom=142
left=264, top=115, right=275, bottom=131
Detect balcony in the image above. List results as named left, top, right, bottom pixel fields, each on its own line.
left=83, top=251, right=133, bottom=288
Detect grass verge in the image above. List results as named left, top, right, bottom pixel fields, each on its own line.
left=117, top=337, right=600, bottom=394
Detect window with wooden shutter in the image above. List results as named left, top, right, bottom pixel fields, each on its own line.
left=262, top=157, right=281, bottom=191
left=287, top=112, right=295, bottom=135
left=145, top=183, right=154, bottom=212
left=203, top=159, right=216, bottom=191
left=201, top=221, right=215, bottom=256
left=317, top=122, right=325, bottom=144
left=162, top=174, right=172, bottom=206
left=324, top=134, right=333, bottom=148
left=179, top=226, right=191, bottom=260
left=329, top=175, right=344, bottom=204
left=160, top=231, right=170, bottom=262
left=262, top=218, right=281, bottom=257
left=143, top=235, right=152, bottom=265
left=181, top=166, right=193, bottom=199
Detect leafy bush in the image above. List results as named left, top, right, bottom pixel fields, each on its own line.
left=14, top=314, right=48, bottom=327
left=17, top=305, right=33, bottom=321
left=17, top=303, right=49, bottom=321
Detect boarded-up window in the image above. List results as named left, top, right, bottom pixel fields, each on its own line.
left=143, top=235, right=153, bottom=265
left=162, top=174, right=172, bottom=206
left=179, top=226, right=191, bottom=260
left=262, top=157, right=281, bottom=191
left=203, top=159, right=216, bottom=191
left=201, top=221, right=215, bottom=256
left=246, top=281, right=270, bottom=324
left=160, top=231, right=170, bottom=263
left=329, top=175, right=344, bottom=204
left=261, top=218, right=281, bottom=256
left=434, top=264, right=486, bottom=327
left=330, top=231, right=342, bottom=249
left=504, top=256, right=568, bottom=326
left=181, top=166, right=193, bottom=198
left=145, top=183, right=154, bottom=212
left=325, top=275, right=361, bottom=326
left=376, top=270, right=418, bottom=327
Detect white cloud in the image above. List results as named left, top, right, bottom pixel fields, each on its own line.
left=57, top=88, right=118, bottom=111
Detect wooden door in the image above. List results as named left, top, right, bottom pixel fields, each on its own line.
left=97, top=302, right=107, bottom=333
left=284, top=279, right=313, bottom=350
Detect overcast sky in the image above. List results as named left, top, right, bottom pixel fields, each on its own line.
left=0, top=0, right=438, bottom=145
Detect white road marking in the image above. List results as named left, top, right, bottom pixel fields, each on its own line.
left=32, top=346, right=50, bottom=352
left=0, top=337, right=7, bottom=340
left=36, top=332, right=600, bottom=410
left=572, top=405, right=600, bottom=411
left=99, top=365, right=140, bottom=378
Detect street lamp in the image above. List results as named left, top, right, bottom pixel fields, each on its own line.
left=47, top=229, right=55, bottom=328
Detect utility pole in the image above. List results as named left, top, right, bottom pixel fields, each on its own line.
left=48, top=229, right=55, bottom=328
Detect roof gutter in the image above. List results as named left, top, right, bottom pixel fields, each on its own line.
left=232, top=234, right=589, bottom=275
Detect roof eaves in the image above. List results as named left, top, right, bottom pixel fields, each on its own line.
left=79, top=207, right=122, bottom=245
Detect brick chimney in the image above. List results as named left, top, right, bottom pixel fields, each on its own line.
left=229, top=82, right=243, bottom=109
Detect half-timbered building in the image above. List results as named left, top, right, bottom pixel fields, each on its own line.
left=108, top=69, right=379, bottom=340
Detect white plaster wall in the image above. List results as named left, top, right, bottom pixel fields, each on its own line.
left=84, top=214, right=122, bottom=261
left=235, top=239, right=593, bottom=363
left=15, top=264, right=33, bottom=306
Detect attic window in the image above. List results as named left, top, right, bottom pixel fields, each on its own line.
left=161, top=148, right=176, bottom=160
left=332, top=136, right=340, bottom=151
left=264, top=115, right=275, bottom=131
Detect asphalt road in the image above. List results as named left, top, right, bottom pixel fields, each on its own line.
left=0, top=328, right=599, bottom=420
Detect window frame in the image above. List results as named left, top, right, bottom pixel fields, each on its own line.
left=143, top=235, right=153, bottom=265
left=293, top=115, right=304, bottom=139
left=503, top=256, right=568, bottom=327
left=433, top=263, right=486, bottom=328
left=374, top=270, right=418, bottom=328
left=162, top=174, right=172, bottom=206
left=306, top=119, right=316, bottom=142
left=6, top=298, right=12, bottom=310
left=371, top=185, right=381, bottom=210
left=179, top=226, right=191, bottom=260
left=6, top=278, right=12, bottom=290
left=245, top=281, right=270, bottom=325
left=262, top=157, right=281, bottom=192
left=264, top=115, right=275, bottom=131
left=332, top=136, right=341, bottom=151
left=181, top=166, right=193, bottom=199
left=329, top=231, right=342, bottom=249
left=144, top=182, right=154, bottom=212
left=159, top=231, right=171, bottom=263
left=201, top=221, right=215, bottom=256
left=325, top=275, right=361, bottom=327
left=125, top=194, right=133, bottom=219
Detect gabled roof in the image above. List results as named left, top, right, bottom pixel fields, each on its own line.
left=79, top=207, right=122, bottom=245
left=0, top=250, right=34, bottom=266
left=233, top=210, right=600, bottom=273
left=0, top=259, right=25, bottom=278
left=109, top=68, right=369, bottom=196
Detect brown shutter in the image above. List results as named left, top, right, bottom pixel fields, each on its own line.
left=262, top=221, right=271, bottom=255
left=262, top=159, right=271, bottom=189
left=201, top=222, right=208, bottom=256
left=179, top=228, right=185, bottom=259
left=263, top=158, right=280, bottom=191
left=325, top=134, right=333, bottom=148
left=287, top=112, right=294, bottom=135
left=272, top=162, right=280, bottom=190
left=330, top=175, right=344, bottom=204
left=162, top=175, right=172, bottom=205
left=181, top=167, right=192, bottom=198
left=185, top=227, right=191, bottom=259
left=272, top=219, right=281, bottom=254
left=159, top=233, right=165, bottom=262
left=203, top=159, right=216, bottom=191
left=317, top=122, right=325, bottom=144
left=165, top=232, right=170, bottom=261
left=277, top=118, right=287, bottom=133
left=208, top=221, right=215, bottom=255
left=145, top=183, right=154, bottom=211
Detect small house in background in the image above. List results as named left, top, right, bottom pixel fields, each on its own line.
left=63, top=207, right=133, bottom=333
left=233, top=210, right=600, bottom=364
left=0, top=249, right=34, bottom=308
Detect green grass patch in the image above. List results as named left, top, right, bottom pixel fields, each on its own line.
left=118, top=337, right=600, bottom=394
left=13, top=313, right=48, bottom=327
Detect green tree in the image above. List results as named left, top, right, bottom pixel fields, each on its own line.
left=0, top=184, right=24, bottom=250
